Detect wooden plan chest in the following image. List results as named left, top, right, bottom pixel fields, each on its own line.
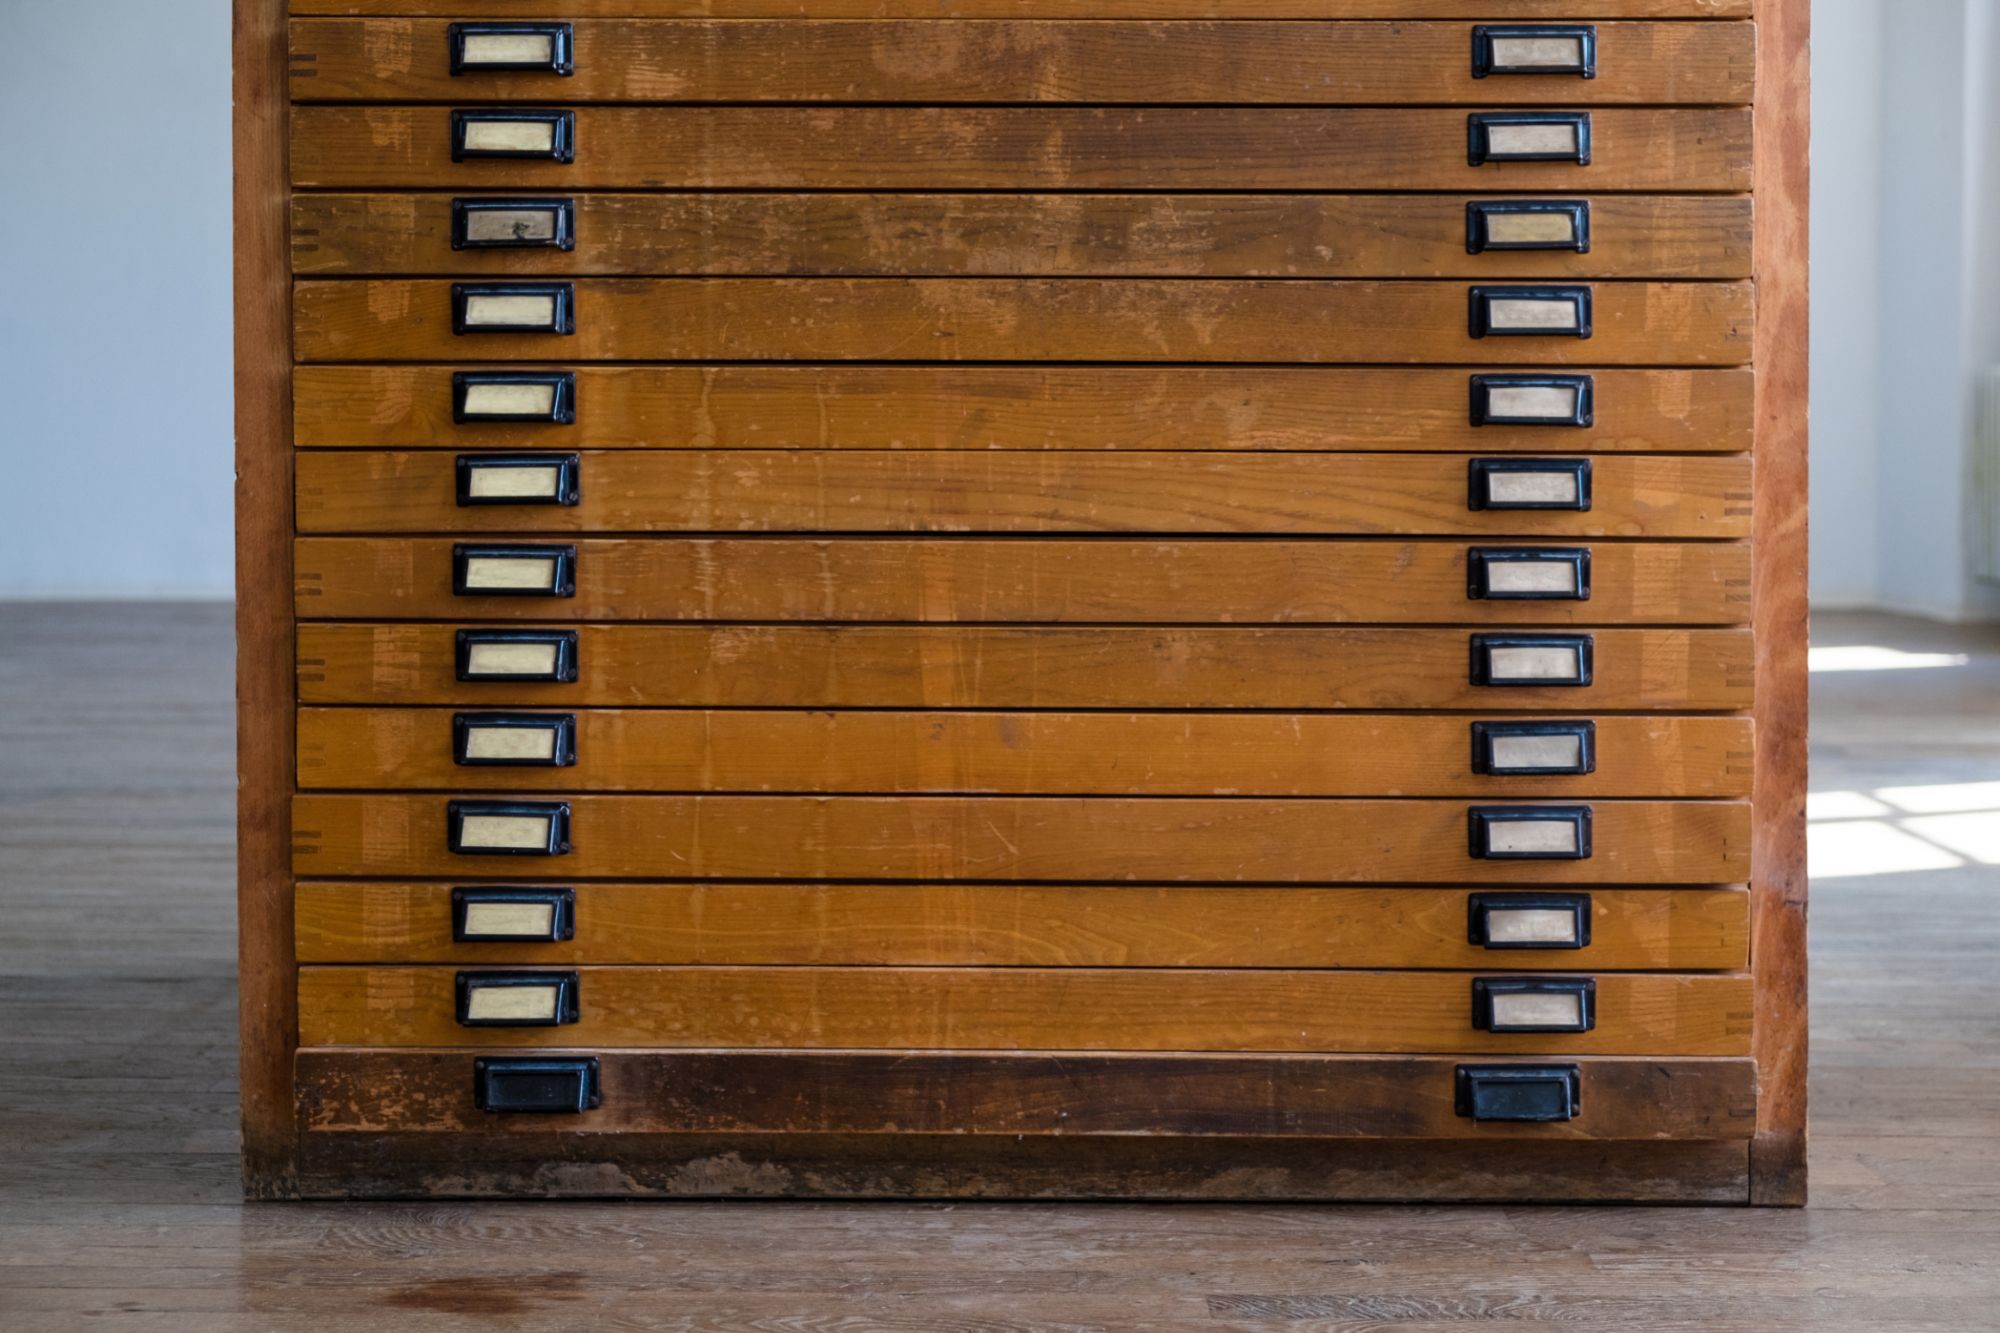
left=236, top=0, right=1808, bottom=1202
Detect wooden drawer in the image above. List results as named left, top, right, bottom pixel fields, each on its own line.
left=296, top=452, right=1753, bottom=538
left=295, top=965, right=1754, bottom=1054
left=298, top=709, right=1756, bottom=798
left=294, top=538, right=1754, bottom=626
left=297, top=624, right=1756, bottom=710
left=291, top=20, right=1754, bottom=105
left=296, top=882, right=1750, bottom=970
left=293, top=365, right=1757, bottom=453
left=297, top=1051, right=1758, bottom=1141
left=292, top=278, right=1753, bottom=365
left=293, top=194, right=1755, bottom=281
left=290, top=793, right=1751, bottom=882
left=292, top=1, right=1754, bottom=16
left=290, top=106, right=1753, bottom=192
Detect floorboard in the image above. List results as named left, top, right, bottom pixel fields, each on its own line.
left=0, top=602, right=1995, bottom=1330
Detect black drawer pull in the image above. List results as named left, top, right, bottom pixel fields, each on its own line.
left=1471, top=721, right=1596, bottom=777
left=454, top=371, right=576, bottom=424
left=454, top=629, right=579, bottom=683
left=453, top=282, right=574, bottom=336
left=454, top=887, right=577, bottom=943
left=453, top=712, right=578, bottom=768
left=1472, top=25, right=1597, bottom=79
left=447, top=800, right=573, bottom=857
left=453, top=543, right=578, bottom=598
left=1468, top=457, right=1592, bottom=511
left=456, top=971, right=580, bottom=1027
left=1455, top=1064, right=1582, bottom=1122
left=455, top=453, right=581, bottom=507
left=1469, top=285, right=1592, bottom=340
left=1467, top=892, right=1593, bottom=949
left=1468, top=805, right=1593, bottom=860
left=1469, top=112, right=1591, bottom=166
left=1470, top=374, right=1594, bottom=428
left=452, top=198, right=577, bottom=252
left=452, top=109, right=575, bottom=163
left=450, top=22, right=575, bottom=77
left=1467, top=547, right=1590, bottom=602
left=1469, top=633, right=1594, bottom=688
left=475, top=1057, right=601, bottom=1114
left=1472, top=977, right=1597, bottom=1034
left=1467, top=200, right=1590, bottom=254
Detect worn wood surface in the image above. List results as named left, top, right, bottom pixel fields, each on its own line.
left=1747, top=0, right=1809, bottom=1207
left=292, top=277, right=1755, bottom=365
left=233, top=0, right=298, bottom=1200
left=290, top=106, right=1755, bottom=191
left=298, top=708, right=1755, bottom=797
left=297, top=623, right=1758, bottom=710
left=291, top=793, right=1752, bottom=882
left=293, top=0, right=1755, bottom=17
left=291, top=20, right=1755, bottom=104
left=293, top=193, right=1757, bottom=280
left=296, top=881, right=1750, bottom=970
left=295, top=451, right=1755, bottom=537
left=5, top=604, right=1997, bottom=1313
left=295, top=536, right=1755, bottom=624
left=296, top=966, right=1753, bottom=1054
left=293, top=364, right=1758, bottom=453
left=297, top=1051, right=1760, bottom=1140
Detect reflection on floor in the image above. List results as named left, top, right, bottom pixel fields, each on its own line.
left=0, top=604, right=1995, bottom=1331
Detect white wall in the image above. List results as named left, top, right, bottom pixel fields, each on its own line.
left=0, top=0, right=233, bottom=598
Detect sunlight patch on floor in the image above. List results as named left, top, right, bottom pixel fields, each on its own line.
left=1809, top=780, right=2000, bottom=878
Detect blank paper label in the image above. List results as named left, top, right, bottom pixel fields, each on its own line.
left=1486, top=907, right=1583, bottom=946
left=461, top=382, right=558, bottom=417
left=1489, top=733, right=1585, bottom=771
left=1490, top=35, right=1586, bottom=69
left=462, top=293, right=559, bottom=330
left=1487, top=646, right=1584, bottom=682
left=1485, top=561, right=1581, bottom=596
left=1487, top=471, right=1581, bottom=505
left=465, top=465, right=561, bottom=500
left=1486, top=384, right=1580, bottom=420
left=1484, top=211, right=1579, bottom=245
left=462, top=555, right=562, bottom=592
left=461, top=33, right=556, bottom=66
left=1486, top=819, right=1581, bottom=856
left=1488, top=990, right=1584, bottom=1029
left=463, top=641, right=561, bottom=678
left=461, top=901, right=558, bottom=938
left=1486, top=298, right=1582, bottom=333
left=464, top=208, right=564, bottom=244
left=464, top=984, right=560, bottom=1022
left=457, top=813, right=556, bottom=851
left=461, top=120, right=558, bottom=155
left=463, top=726, right=561, bottom=763
left=1485, top=123, right=1580, bottom=157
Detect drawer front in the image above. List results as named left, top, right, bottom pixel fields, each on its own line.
left=291, top=20, right=1754, bottom=105
left=296, top=452, right=1753, bottom=538
left=298, top=709, right=1756, bottom=797
left=291, top=106, right=1753, bottom=192
left=293, top=278, right=1753, bottom=365
left=296, top=1051, right=1758, bottom=1140
left=291, top=793, right=1751, bottom=882
left=295, top=965, right=1753, bottom=1054
left=292, top=194, right=1755, bottom=280
left=297, top=624, right=1756, bottom=710
left=294, top=538, right=1753, bottom=625
left=291, top=1, right=1753, bottom=16
left=293, top=365, right=1756, bottom=453
left=297, top=882, right=1751, bottom=971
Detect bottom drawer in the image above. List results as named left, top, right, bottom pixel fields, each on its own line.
left=296, top=1050, right=1758, bottom=1142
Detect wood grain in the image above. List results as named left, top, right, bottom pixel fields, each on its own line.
left=233, top=0, right=299, bottom=1200
left=296, top=451, right=1755, bottom=538
left=290, top=20, right=1756, bottom=105
left=295, top=881, right=1752, bottom=970
left=289, top=1, right=1757, bottom=23
left=296, top=624, right=1758, bottom=710
left=295, top=965, right=1756, bottom=1054
left=297, top=708, right=1756, bottom=797
left=295, top=537, right=1755, bottom=626
left=292, top=278, right=1755, bottom=366
left=297, top=1051, right=1761, bottom=1140
left=1748, top=0, right=1809, bottom=1207
left=289, top=793, right=1753, bottom=883
left=289, top=106, right=1755, bottom=192
left=292, top=193, right=1757, bottom=280
left=293, top=364, right=1758, bottom=453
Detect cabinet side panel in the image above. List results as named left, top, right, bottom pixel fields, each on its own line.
left=1750, top=0, right=1811, bottom=1207
left=237, top=0, right=300, bottom=1199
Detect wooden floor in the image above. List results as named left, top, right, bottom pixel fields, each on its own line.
left=1, top=603, right=1996, bottom=1331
